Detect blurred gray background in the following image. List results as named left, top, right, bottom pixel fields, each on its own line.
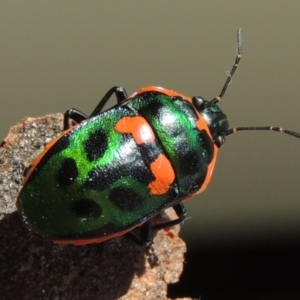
left=1, top=1, right=300, bottom=298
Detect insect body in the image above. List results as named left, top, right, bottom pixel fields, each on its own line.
left=17, top=85, right=220, bottom=245
left=17, top=29, right=300, bottom=246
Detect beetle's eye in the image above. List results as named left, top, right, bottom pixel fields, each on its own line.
left=214, top=135, right=225, bottom=148
left=192, top=96, right=205, bottom=111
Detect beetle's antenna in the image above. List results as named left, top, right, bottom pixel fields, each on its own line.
left=221, top=30, right=300, bottom=140
left=226, top=126, right=300, bottom=139
left=211, top=28, right=242, bottom=104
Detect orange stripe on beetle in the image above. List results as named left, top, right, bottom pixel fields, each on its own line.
left=114, top=116, right=155, bottom=145
left=148, top=153, right=175, bottom=195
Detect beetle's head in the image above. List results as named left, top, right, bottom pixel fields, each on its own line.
left=192, top=96, right=229, bottom=148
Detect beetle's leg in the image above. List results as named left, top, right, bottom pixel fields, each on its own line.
left=63, top=87, right=127, bottom=129
left=63, top=109, right=89, bottom=130
left=126, top=222, right=159, bottom=264
left=152, top=203, right=187, bottom=230
left=89, top=86, right=128, bottom=117
left=126, top=221, right=153, bottom=246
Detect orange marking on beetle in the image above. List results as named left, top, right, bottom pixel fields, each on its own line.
left=148, top=154, right=175, bottom=195
left=114, top=116, right=155, bottom=145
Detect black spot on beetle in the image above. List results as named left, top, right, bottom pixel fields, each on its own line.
left=86, top=162, right=155, bottom=192
left=85, top=135, right=155, bottom=191
left=57, top=158, right=78, bottom=186
left=138, top=140, right=162, bottom=165
left=85, top=128, right=108, bottom=161
left=109, top=187, right=143, bottom=211
left=176, top=146, right=201, bottom=175
left=32, top=134, right=71, bottom=174
left=72, top=198, right=102, bottom=219
left=47, top=134, right=71, bottom=158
